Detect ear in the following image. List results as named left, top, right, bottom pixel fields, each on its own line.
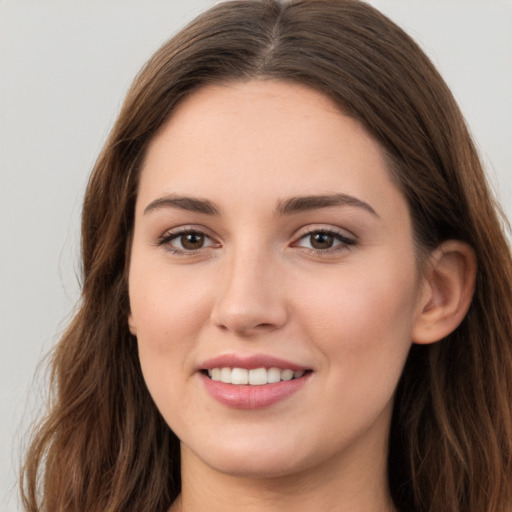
left=412, top=240, right=477, bottom=344
left=128, top=313, right=137, bottom=336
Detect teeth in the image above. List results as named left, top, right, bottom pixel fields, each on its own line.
left=281, top=369, right=294, bottom=381
left=231, top=367, right=249, bottom=385
left=267, top=367, right=281, bottom=383
left=220, top=367, right=232, bottom=383
left=206, top=367, right=306, bottom=385
left=249, top=367, right=267, bottom=385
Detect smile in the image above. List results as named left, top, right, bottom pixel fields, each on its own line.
left=199, top=354, right=313, bottom=408
left=205, top=367, right=307, bottom=385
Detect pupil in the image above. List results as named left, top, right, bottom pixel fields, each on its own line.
left=311, top=232, right=333, bottom=249
left=181, top=233, right=204, bottom=249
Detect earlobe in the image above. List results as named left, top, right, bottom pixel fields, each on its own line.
left=412, top=240, right=477, bottom=345
left=128, top=313, right=137, bottom=336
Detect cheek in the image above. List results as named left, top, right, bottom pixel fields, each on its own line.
left=128, top=264, right=217, bottom=413
left=294, top=256, right=418, bottom=376
left=128, top=267, right=213, bottom=422
left=292, top=265, right=418, bottom=446
left=129, top=263, right=213, bottom=351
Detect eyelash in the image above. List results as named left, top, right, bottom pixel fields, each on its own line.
left=157, top=227, right=357, bottom=256
left=157, top=228, right=217, bottom=255
left=293, top=228, right=357, bottom=255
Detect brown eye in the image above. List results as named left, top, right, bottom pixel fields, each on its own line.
left=180, top=232, right=205, bottom=250
left=159, top=230, right=216, bottom=253
left=294, top=229, right=356, bottom=253
left=309, top=232, right=334, bottom=250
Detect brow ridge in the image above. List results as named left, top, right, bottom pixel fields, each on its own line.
left=144, top=194, right=219, bottom=216
left=144, top=192, right=378, bottom=218
left=276, top=193, right=378, bottom=217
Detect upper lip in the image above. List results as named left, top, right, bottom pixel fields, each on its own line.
left=200, top=354, right=310, bottom=372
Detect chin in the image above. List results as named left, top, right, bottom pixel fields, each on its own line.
left=183, top=431, right=315, bottom=479
left=204, top=451, right=310, bottom=479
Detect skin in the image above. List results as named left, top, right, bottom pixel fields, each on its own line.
left=127, top=80, right=474, bottom=511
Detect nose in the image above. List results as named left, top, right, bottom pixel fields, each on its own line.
left=210, top=249, right=288, bottom=336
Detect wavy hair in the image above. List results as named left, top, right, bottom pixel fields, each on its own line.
left=21, top=1, right=512, bottom=511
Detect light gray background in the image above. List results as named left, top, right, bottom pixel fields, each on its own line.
left=1, top=1, right=511, bottom=510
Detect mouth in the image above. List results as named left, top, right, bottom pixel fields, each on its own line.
left=199, top=354, right=313, bottom=408
left=201, top=367, right=312, bottom=385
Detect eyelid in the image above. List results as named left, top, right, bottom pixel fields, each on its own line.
left=293, top=224, right=357, bottom=241
left=156, top=225, right=221, bottom=253
left=155, top=223, right=357, bottom=256
left=291, top=225, right=357, bottom=253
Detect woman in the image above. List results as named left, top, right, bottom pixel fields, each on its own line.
left=20, top=1, right=512, bottom=511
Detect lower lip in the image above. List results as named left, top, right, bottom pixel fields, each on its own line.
left=200, top=372, right=311, bottom=409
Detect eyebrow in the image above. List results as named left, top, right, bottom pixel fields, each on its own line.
left=276, top=193, right=379, bottom=217
left=143, top=192, right=378, bottom=217
left=144, top=194, right=220, bottom=216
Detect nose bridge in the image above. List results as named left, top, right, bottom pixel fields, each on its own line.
left=211, top=238, right=288, bottom=335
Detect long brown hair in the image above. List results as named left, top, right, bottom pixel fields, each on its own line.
left=21, top=1, right=512, bottom=511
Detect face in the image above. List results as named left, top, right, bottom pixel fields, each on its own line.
left=128, top=80, right=425, bottom=480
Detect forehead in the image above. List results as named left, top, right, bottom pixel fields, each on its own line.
left=138, top=80, right=405, bottom=220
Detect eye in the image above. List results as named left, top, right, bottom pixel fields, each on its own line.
left=176, top=232, right=209, bottom=250
left=293, top=229, right=356, bottom=253
left=158, top=229, right=218, bottom=254
left=305, top=232, right=337, bottom=250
